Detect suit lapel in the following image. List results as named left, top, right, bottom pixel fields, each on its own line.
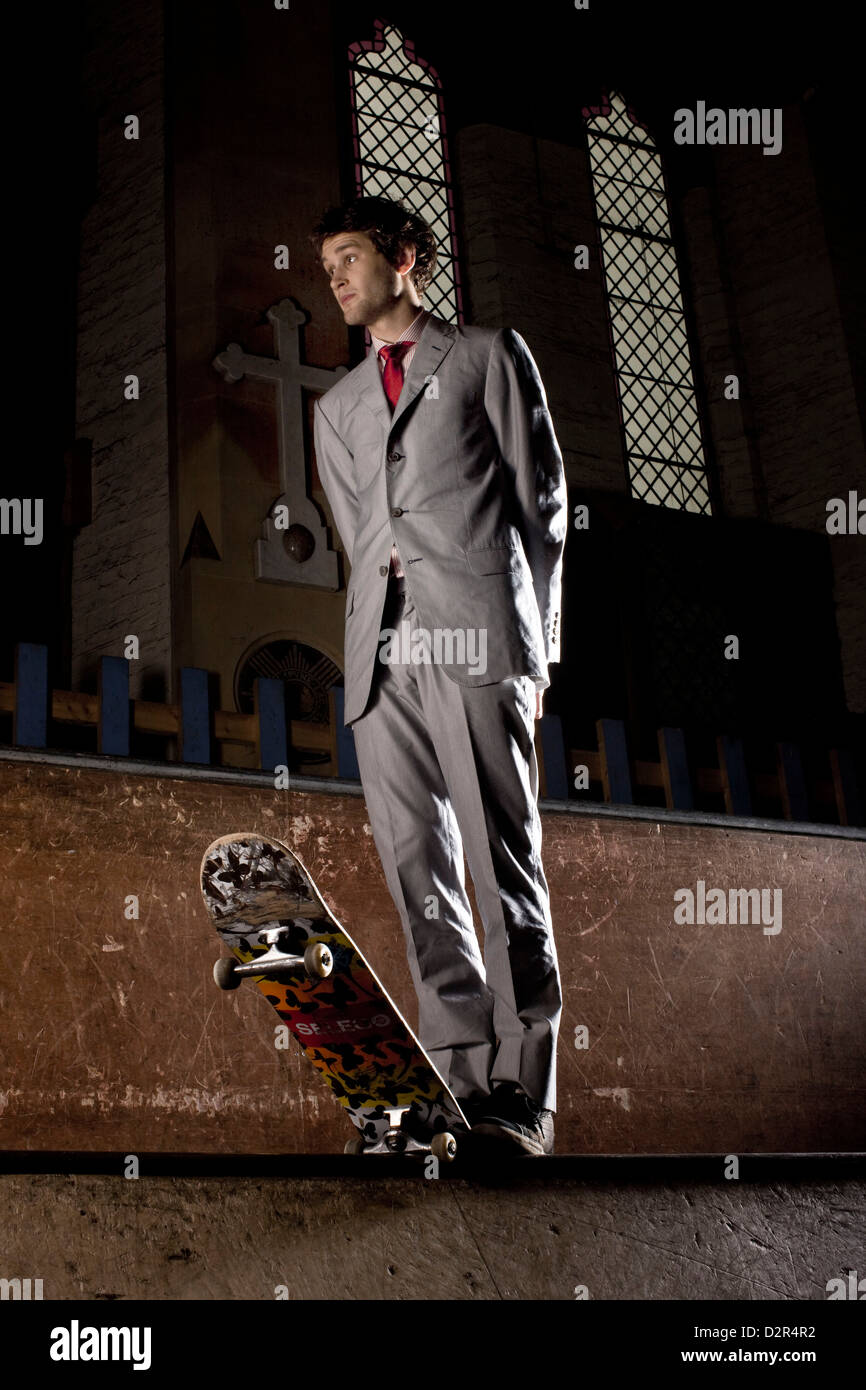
left=355, top=314, right=457, bottom=436
left=391, top=316, right=456, bottom=432
left=357, top=346, right=392, bottom=432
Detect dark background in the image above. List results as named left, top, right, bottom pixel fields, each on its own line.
left=4, top=0, right=863, bottom=814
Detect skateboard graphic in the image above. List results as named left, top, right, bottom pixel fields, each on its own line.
left=200, top=832, right=469, bottom=1159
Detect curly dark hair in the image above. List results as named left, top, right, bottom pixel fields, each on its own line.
left=309, top=196, right=438, bottom=295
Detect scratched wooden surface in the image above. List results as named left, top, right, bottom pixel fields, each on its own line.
left=1, top=759, right=864, bottom=1153
left=3, top=1171, right=863, bottom=1300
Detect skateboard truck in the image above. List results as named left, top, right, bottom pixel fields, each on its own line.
left=344, top=1107, right=459, bottom=1162
left=213, top=926, right=333, bottom=990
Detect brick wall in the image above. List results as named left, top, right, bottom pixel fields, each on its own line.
left=458, top=110, right=865, bottom=716
left=72, top=0, right=172, bottom=703
left=456, top=124, right=626, bottom=496
left=680, top=102, right=865, bottom=713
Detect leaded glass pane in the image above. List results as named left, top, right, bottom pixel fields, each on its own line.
left=584, top=92, right=712, bottom=514
left=349, top=24, right=461, bottom=323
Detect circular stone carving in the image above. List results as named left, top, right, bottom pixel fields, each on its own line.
left=283, top=524, right=315, bottom=563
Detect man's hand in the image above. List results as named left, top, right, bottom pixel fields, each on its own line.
left=535, top=689, right=544, bottom=720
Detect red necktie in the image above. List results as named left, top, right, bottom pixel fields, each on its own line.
left=378, top=341, right=412, bottom=412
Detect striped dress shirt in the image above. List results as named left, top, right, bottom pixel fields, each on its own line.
left=369, top=307, right=431, bottom=579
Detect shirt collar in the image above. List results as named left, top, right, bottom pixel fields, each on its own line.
left=370, top=307, right=430, bottom=355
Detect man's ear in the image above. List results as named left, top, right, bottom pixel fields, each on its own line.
left=396, top=242, right=417, bottom=277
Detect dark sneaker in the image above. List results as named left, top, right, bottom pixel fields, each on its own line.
left=471, top=1083, right=555, bottom=1156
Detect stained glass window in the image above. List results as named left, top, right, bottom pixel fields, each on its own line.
left=583, top=92, right=712, bottom=514
left=348, top=21, right=463, bottom=324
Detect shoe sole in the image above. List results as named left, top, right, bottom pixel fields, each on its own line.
left=471, top=1119, right=548, bottom=1156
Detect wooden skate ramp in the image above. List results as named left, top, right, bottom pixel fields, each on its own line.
left=0, top=751, right=864, bottom=1154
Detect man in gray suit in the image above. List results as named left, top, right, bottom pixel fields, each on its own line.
left=311, top=197, right=567, bottom=1155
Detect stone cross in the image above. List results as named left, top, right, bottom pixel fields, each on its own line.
left=214, top=298, right=348, bottom=588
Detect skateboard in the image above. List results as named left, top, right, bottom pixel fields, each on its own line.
left=200, top=832, right=470, bottom=1159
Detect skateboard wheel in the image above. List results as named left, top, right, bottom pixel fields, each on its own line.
left=213, top=956, right=241, bottom=991
left=431, top=1131, right=458, bottom=1163
left=304, top=941, right=333, bottom=979
left=344, top=1136, right=366, bottom=1155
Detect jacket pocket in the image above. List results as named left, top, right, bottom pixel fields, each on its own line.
left=465, top=545, right=517, bottom=575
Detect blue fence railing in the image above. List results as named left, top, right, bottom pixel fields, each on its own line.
left=1, top=642, right=862, bottom=825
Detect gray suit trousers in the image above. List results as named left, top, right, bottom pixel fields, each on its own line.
left=350, top=580, right=562, bottom=1112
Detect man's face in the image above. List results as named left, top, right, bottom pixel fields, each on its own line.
left=320, top=230, right=415, bottom=327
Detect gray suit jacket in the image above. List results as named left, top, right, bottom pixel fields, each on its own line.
left=313, top=314, right=567, bottom=725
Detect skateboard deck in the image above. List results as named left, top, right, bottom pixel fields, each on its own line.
left=200, top=832, right=469, bottom=1158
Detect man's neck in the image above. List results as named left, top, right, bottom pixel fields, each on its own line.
left=368, top=300, right=425, bottom=343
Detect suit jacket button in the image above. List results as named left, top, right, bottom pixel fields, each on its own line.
left=391, top=507, right=403, bottom=517
left=387, top=450, right=403, bottom=462
left=379, top=565, right=389, bottom=576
